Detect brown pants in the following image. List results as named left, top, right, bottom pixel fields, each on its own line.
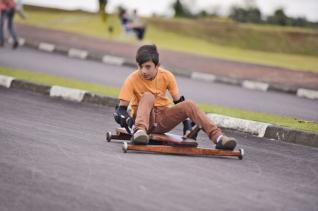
left=134, top=92, right=222, bottom=143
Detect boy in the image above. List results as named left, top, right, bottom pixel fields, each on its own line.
left=114, top=45, right=237, bottom=150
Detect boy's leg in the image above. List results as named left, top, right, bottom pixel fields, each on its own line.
left=7, top=8, right=18, bottom=48
left=133, top=92, right=155, bottom=144
left=154, top=100, right=221, bottom=143
left=0, top=11, right=5, bottom=46
left=134, top=92, right=155, bottom=131
left=154, top=100, right=237, bottom=150
left=132, top=28, right=142, bottom=40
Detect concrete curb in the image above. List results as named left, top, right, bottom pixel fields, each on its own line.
left=11, top=79, right=51, bottom=95
left=297, top=88, right=318, bottom=100
left=0, top=75, right=15, bottom=88
left=1, top=74, right=317, bottom=148
left=264, top=126, right=318, bottom=147
left=50, top=85, right=86, bottom=102
left=17, top=38, right=318, bottom=100
left=207, top=114, right=270, bottom=137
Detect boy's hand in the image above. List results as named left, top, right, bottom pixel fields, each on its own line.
left=114, top=105, right=134, bottom=128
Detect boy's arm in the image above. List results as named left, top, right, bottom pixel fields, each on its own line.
left=171, top=94, right=181, bottom=102
left=115, top=75, right=133, bottom=129
left=118, top=75, right=133, bottom=106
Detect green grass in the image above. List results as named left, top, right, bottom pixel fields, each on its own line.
left=16, top=9, right=318, bottom=73
left=0, top=67, right=119, bottom=97
left=149, top=17, right=318, bottom=56
left=1, top=66, right=317, bottom=133
left=241, top=22, right=317, bottom=33
left=16, top=10, right=125, bottom=40
left=147, top=26, right=318, bottom=72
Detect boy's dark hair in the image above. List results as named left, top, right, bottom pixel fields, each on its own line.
left=136, top=45, right=159, bottom=66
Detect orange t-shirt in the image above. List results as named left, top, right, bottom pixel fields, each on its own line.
left=119, top=68, right=179, bottom=115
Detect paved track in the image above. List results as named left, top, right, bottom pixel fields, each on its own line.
left=1, top=47, right=317, bottom=122
left=1, top=88, right=317, bottom=211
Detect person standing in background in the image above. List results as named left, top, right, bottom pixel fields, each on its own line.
left=0, top=0, right=19, bottom=49
left=118, top=8, right=146, bottom=41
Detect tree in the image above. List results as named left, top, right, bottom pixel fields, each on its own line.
left=229, top=7, right=247, bottom=22
left=229, top=6, right=262, bottom=23
left=291, top=17, right=308, bottom=27
left=246, top=7, right=262, bottom=23
left=172, top=0, right=191, bottom=17
left=267, top=9, right=288, bottom=26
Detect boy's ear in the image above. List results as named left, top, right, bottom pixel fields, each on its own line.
left=156, top=63, right=161, bottom=68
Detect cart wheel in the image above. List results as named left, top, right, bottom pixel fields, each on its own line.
left=106, top=131, right=112, bottom=142
left=238, top=149, right=244, bottom=160
left=122, top=142, right=128, bottom=153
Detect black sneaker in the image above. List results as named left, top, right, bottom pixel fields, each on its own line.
left=12, top=41, right=18, bottom=49
left=132, top=129, right=149, bottom=145
left=215, top=136, right=237, bottom=151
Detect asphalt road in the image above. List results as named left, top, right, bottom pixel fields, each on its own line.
left=1, top=88, right=317, bottom=211
left=0, top=47, right=318, bottom=122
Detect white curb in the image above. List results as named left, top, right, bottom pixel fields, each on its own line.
left=297, top=88, right=318, bottom=100
left=50, top=86, right=86, bottom=102
left=8, top=37, right=14, bottom=44
left=39, top=42, right=55, bottom=52
left=191, top=72, right=216, bottom=82
left=68, top=48, right=88, bottom=59
left=242, top=80, right=269, bottom=91
left=0, top=75, right=15, bottom=88
left=102, top=55, right=125, bottom=65
left=19, top=38, right=26, bottom=46
left=207, top=113, right=270, bottom=137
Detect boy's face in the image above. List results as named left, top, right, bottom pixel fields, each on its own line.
left=138, top=61, right=159, bottom=80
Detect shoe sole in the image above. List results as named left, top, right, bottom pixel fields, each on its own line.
left=216, top=140, right=237, bottom=151
left=133, top=131, right=149, bottom=145
left=223, top=140, right=237, bottom=150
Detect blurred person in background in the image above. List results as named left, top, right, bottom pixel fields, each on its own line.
left=119, top=8, right=146, bottom=41
left=131, top=9, right=143, bottom=27
left=0, top=0, right=19, bottom=49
